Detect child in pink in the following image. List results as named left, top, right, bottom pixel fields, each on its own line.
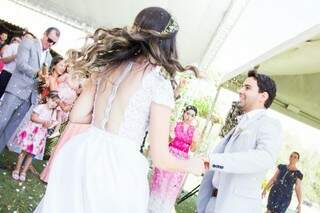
left=148, top=105, right=198, bottom=213
left=11, top=92, right=60, bottom=182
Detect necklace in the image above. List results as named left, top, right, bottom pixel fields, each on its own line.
left=279, top=170, right=289, bottom=185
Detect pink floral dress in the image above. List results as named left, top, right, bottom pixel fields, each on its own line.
left=148, top=122, right=195, bottom=213
left=16, top=104, right=55, bottom=160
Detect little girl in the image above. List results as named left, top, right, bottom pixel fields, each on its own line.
left=47, top=69, right=82, bottom=138
left=11, top=91, right=60, bottom=181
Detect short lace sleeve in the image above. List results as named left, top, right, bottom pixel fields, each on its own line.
left=151, top=71, right=175, bottom=109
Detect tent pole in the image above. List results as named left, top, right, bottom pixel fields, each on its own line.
left=200, top=85, right=222, bottom=141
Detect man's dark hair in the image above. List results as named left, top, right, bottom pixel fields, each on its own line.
left=45, top=27, right=60, bottom=37
left=248, top=70, right=276, bottom=108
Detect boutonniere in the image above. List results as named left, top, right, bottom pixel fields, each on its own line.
left=234, top=126, right=244, bottom=135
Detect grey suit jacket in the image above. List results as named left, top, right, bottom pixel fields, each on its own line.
left=197, top=111, right=282, bottom=213
left=5, top=38, right=52, bottom=103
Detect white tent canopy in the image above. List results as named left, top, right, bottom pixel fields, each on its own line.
left=1, top=0, right=320, bottom=128
left=2, top=0, right=249, bottom=64
left=222, top=25, right=320, bottom=129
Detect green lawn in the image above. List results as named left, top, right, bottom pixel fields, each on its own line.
left=0, top=149, right=196, bottom=213
left=0, top=150, right=46, bottom=213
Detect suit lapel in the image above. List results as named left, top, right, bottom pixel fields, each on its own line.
left=35, top=40, right=42, bottom=67
left=227, top=111, right=266, bottom=146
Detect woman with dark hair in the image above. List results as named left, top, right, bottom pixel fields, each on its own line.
left=34, top=7, right=205, bottom=213
left=38, top=56, right=65, bottom=102
left=262, top=152, right=303, bottom=213
left=149, top=105, right=199, bottom=212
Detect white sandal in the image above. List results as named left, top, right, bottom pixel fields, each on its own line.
left=12, top=170, right=20, bottom=180
left=19, top=172, right=27, bottom=182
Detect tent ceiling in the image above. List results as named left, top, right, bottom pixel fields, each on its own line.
left=260, top=39, right=320, bottom=76
left=224, top=31, right=320, bottom=129
left=5, top=1, right=319, bottom=129
left=13, top=0, right=234, bottom=64
left=261, top=33, right=320, bottom=129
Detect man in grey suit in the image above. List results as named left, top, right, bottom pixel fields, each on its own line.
left=197, top=70, right=282, bottom=213
left=0, top=27, right=60, bottom=155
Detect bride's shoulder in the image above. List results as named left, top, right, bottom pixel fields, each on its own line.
left=145, top=66, right=171, bottom=84
left=82, top=72, right=101, bottom=88
left=145, top=66, right=174, bottom=108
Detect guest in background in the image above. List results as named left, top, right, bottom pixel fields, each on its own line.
left=0, top=36, right=22, bottom=98
left=149, top=105, right=199, bottom=213
left=11, top=91, right=60, bottom=182
left=262, top=152, right=303, bottom=213
left=0, top=27, right=59, bottom=155
left=0, top=31, right=8, bottom=53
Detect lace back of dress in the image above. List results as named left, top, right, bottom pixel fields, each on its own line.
left=91, top=62, right=133, bottom=128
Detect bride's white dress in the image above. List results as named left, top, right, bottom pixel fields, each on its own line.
left=34, top=63, right=174, bottom=213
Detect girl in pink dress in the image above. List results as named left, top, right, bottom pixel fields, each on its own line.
left=149, top=105, right=198, bottom=213
left=55, top=71, right=81, bottom=123
left=11, top=92, right=60, bottom=182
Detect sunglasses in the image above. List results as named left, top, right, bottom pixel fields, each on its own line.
left=47, top=37, right=56, bottom=45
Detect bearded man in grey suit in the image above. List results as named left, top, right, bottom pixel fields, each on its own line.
left=0, top=27, right=60, bottom=155
left=197, top=70, right=282, bottom=213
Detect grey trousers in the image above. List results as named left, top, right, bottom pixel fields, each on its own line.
left=0, top=92, right=31, bottom=152
left=197, top=170, right=215, bottom=213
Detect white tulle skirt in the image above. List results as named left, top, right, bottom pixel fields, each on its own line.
left=34, top=126, right=149, bottom=213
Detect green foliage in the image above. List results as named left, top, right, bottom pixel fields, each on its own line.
left=192, top=97, right=212, bottom=118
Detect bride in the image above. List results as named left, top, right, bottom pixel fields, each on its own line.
left=34, top=7, right=206, bottom=213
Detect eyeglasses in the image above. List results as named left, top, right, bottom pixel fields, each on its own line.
left=47, top=37, right=56, bottom=45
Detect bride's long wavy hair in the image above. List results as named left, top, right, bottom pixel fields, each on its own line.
left=67, top=7, right=198, bottom=88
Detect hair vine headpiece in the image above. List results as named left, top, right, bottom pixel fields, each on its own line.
left=132, top=16, right=179, bottom=36
left=160, top=16, right=179, bottom=35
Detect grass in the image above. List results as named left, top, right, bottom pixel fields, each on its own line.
left=0, top=149, right=46, bottom=213
left=0, top=149, right=196, bottom=213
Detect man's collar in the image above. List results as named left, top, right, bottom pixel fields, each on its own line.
left=39, top=39, right=48, bottom=52
left=245, top=108, right=266, bottom=119
left=237, top=108, right=266, bottom=122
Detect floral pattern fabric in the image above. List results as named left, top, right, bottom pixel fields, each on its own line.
left=15, top=104, right=54, bottom=159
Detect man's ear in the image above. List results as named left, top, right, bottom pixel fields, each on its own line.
left=261, top=91, right=269, bottom=105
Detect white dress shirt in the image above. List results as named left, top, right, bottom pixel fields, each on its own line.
left=39, top=40, right=49, bottom=66
left=2, top=43, right=20, bottom=73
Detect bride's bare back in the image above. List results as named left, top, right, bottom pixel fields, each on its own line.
left=69, top=59, right=204, bottom=174
left=70, top=59, right=173, bottom=143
